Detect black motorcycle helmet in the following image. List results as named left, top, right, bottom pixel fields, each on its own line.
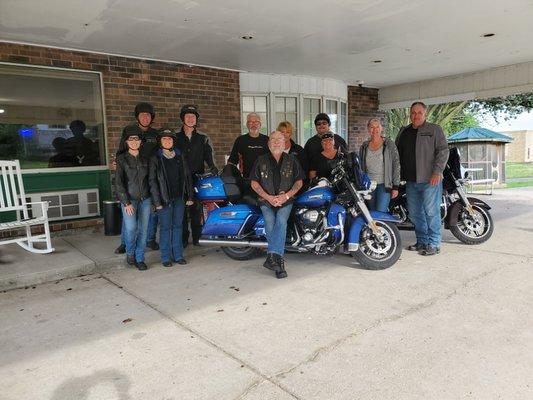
left=134, top=102, right=155, bottom=121
left=157, top=128, right=177, bottom=149
left=122, top=124, right=144, bottom=141
left=180, top=104, right=199, bottom=122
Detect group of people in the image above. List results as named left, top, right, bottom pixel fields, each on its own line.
left=114, top=103, right=216, bottom=270
left=114, top=100, right=448, bottom=278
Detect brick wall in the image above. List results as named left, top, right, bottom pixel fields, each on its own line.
left=347, top=86, right=385, bottom=152
left=0, top=42, right=241, bottom=167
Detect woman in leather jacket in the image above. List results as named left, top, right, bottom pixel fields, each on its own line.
left=115, top=125, right=152, bottom=271
left=149, top=129, right=194, bottom=267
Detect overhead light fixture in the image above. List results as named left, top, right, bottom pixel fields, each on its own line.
left=0, top=108, right=5, bottom=114
left=482, top=33, right=495, bottom=37
left=241, top=34, right=254, bottom=40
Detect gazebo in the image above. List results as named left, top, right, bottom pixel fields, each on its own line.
left=448, top=127, right=513, bottom=185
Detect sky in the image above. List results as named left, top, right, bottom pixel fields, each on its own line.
left=481, top=110, right=533, bottom=133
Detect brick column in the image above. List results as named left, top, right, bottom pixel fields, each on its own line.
left=347, top=86, right=385, bottom=152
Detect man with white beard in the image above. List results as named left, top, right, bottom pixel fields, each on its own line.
left=250, top=131, right=305, bottom=279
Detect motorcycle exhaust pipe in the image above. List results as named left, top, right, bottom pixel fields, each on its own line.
left=198, top=239, right=268, bottom=248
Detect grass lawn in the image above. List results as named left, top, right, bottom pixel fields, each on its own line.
left=506, top=162, right=533, bottom=179
left=503, top=180, right=533, bottom=189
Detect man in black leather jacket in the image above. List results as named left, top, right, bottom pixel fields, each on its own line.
left=175, top=105, right=218, bottom=247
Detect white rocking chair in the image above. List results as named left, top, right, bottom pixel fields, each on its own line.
left=0, top=160, right=54, bottom=253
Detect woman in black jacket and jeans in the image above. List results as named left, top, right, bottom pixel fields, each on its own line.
left=115, top=125, right=151, bottom=270
left=149, top=129, right=194, bottom=267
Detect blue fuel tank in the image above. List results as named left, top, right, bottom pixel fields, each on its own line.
left=294, top=184, right=335, bottom=207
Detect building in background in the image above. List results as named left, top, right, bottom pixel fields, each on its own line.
left=503, top=130, right=533, bottom=162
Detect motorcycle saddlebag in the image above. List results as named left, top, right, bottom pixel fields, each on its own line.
left=201, top=204, right=261, bottom=236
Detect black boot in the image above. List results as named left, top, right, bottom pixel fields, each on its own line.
left=114, top=243, right=126, bottom=254
left=126, top=255, right=136, bottom=266
left=146, top=240, right=159, bottom=250
left=275, top=255, right=287, bottom=279
left=263, top=253, right=277, bottom=271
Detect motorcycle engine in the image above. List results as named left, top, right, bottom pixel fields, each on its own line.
left=295, top=208, right=326, bottom=244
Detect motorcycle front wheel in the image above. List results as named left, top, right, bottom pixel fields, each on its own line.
left=221, top=246, right=262, bottom=260
left=450, top=204, right=494, bottom=244
left=351, top=221, right=402, bottom=270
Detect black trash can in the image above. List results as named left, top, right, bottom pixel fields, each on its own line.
left=103, top=200, right=122, bottom=236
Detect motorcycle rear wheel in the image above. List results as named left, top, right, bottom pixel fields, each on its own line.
left=351, top=221, right=402, bottom=270
left=450, top=204, right=494, bottom=244
left=221, top=246, right=262, bottom=260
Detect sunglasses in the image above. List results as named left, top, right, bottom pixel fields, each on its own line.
left=315, top=121, right=329, bottom=126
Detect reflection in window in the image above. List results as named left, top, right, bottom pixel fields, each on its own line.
left=275, top=97, right=297, bottom=132
left=303, top=98, right=320, bottom=144
left=340, top=101, right=347, bottom=139
left=241, top=96, right=268, bottom=135
left=0, top=64, right=105, bottom=169
left=326, top=99, right=338, bottom=134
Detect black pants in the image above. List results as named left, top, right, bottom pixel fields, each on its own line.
left=183, top=199, right=203, bottom=245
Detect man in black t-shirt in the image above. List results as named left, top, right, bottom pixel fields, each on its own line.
left=227, top=113, right=269, bottom=179
left=304, top=113, right=347, bottom=163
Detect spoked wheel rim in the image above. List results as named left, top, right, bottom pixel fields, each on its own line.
left=359, top=221, right=397, bottom=262
left=457, top=206, right=491, bottom=239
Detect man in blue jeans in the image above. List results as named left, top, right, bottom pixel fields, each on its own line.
left=396, top=102, right=449, bottom=256
left=250, top=131, right=304, bottom=278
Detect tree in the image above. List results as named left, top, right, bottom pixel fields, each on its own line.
left=385, top=92, right=533, bottom=139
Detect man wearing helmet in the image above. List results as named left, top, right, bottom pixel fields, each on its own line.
left=114, top=102, right=160, bottom=255
left=175, top=104, right=217, bottom=247
left=149, top=129, right=194, bottom=267
left=304, top=113, right=347, bottom=163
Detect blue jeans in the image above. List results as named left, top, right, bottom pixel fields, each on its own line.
left=406, top=182, right=442, bottom=248
left=146, top=210, right=158, bottom=243
left=260, top=203, right=293, bottom=256
left=368, top=183, right=391, bottom=212
left=121, top=198, right=152, bottom=263
left=157, top=199, right=185, bottom=263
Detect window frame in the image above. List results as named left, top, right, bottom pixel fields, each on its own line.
left=240, top=92, right=347, bottom=146
left=240, top=93, right=270, bottom=135
left=0, top=61, right=109, bottom=174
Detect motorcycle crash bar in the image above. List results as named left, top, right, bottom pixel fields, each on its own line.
left=198, top=239, right=268, bottom=248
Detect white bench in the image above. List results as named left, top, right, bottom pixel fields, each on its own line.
left=0, top=160, right=54, bottom=253
left=466, top=178, right=495, bottom=195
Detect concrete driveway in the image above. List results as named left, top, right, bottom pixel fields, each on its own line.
left=1, top=188, right=532, bottom=400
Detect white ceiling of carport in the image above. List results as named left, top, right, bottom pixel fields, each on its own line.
left=1, top=0, right=533, bottom=88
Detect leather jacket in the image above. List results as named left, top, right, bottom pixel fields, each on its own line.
left=149, top=148, right=193, bottom=207
left=115, top=152, right=151, bottom=205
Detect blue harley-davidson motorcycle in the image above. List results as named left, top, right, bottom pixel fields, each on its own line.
left=195, top=153, right=402, bottom=270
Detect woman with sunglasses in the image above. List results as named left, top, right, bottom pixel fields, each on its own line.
left=115, top=125, right=152, bottom=271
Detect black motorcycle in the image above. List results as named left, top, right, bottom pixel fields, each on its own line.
left=389, top=147, right=494, bottom=244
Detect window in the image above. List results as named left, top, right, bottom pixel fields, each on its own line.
left=0, top=63, right=105, bottom=169
left=275, top=97, right=297, bottom=131
left=303, top=98, right=320, bottom=144
left=241, top=96, right=268, bottom=135
left=340, top=101, right=347, bottom=139
left=326, top=99, right=338, bottom=134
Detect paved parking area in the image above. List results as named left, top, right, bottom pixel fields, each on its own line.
left=1, top=188, right=532, bottom=399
